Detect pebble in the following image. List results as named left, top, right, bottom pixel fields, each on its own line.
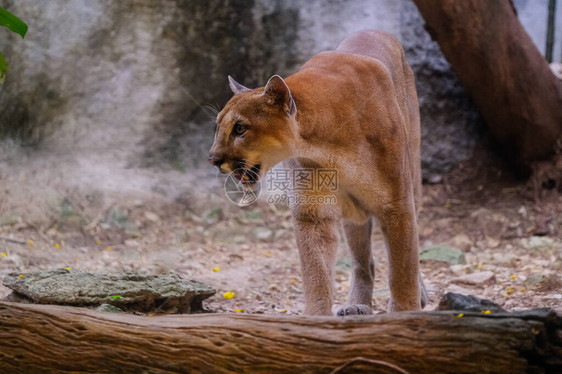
left=450, top=234, right=473, bottom=251
left=254, top=227, right=273, bottom=241
left=444, top=284, right=472, bottom=294
left=420, top=245, right=466, bottom=265
left=451, top=271, right=496, bottom=285
left=521, top=236, right=557, bottom=251
left=450, top=264, right=470, bottom=275
left=144, top=211, right=160, bottom=222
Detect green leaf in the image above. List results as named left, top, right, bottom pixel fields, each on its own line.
left=0, top=7, right=28, bottom=38
left=110, top=295, right=122, bottom=300
left=0, top=51, right=7, bottom=84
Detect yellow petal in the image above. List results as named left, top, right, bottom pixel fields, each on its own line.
left=55, top=243, right=61, bottom=249
left=27, top=240, right=34, bottom=246
left=213, top=267, right=220, bottom=272
left=223, top=291, right=235, bottom=300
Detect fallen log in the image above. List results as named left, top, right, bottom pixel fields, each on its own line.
left=0, top=301, right=560, bottom=373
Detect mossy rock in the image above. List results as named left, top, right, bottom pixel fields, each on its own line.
left=420, top=245, right=466, bottom=265
left=3, top=269, right=215, bottom=314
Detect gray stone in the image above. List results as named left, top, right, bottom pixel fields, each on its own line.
left=144, top=211, right=160, bottom=222
left=521, top=236, right=559, bottom=252
left=204, top=207, right=223, bottom=224
left=525, top=273, right=544, bottom=286
left=95, top=304, right=124, bottom=313
left=233, top=235, right=247, bottom=244
left=420, top=245, right=466, bottom=265
left=3, top=269, right=215, bottom=313
left=437, top=292, right=506, bottom=313
left=444, top=284, right=472, bottom=295
left=254, top=227, right=274, bottom=241
left=452, top=271, right=496, bottom=286
left=450, top=234, right=474, bottom=251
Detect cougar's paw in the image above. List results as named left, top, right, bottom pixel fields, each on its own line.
left=335, top=304, right=373, bottom=316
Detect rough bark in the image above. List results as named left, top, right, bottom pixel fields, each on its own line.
left=0, top=302, right=560, bottom=373
left=412, top=0, right=562, bottom=168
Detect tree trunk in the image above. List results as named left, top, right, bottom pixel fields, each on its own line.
left=412, top=0, right=562, bottom=168
left=0, top=301, right=560, bottom=373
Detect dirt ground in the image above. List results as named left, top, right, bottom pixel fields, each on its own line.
left=0, top=153, right=561, bottom=316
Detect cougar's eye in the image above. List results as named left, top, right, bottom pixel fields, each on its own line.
left=233, top=123, right=246, bottom=136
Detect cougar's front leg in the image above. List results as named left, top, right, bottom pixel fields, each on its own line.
left=293, top=212, right=338, bottom=316
left=379, top=200, right=423, bottom=312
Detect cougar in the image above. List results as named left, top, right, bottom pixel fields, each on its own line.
left=209, top=30, right=428, bottom=315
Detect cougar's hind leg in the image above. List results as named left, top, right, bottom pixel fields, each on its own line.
left=335, top=218, right=374, bottom=316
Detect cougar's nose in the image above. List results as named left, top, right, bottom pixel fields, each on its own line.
left=208, top=152, right=225, bottom=168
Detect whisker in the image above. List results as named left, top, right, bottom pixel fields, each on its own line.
left=202, top=105, right=219, bottom=118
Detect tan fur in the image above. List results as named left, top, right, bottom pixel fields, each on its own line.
left=210, top=30, right=428, bottom=315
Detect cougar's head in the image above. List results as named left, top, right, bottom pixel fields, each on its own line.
left=209, top=75, right=297, bottom=186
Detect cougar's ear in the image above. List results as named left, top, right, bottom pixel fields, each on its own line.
left=263, top=75, right=296, bottom=117
left=228, top=75, right=251, bottom=95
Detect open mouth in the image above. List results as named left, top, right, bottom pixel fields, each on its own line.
left=233, top=163, right=261, bottom=186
